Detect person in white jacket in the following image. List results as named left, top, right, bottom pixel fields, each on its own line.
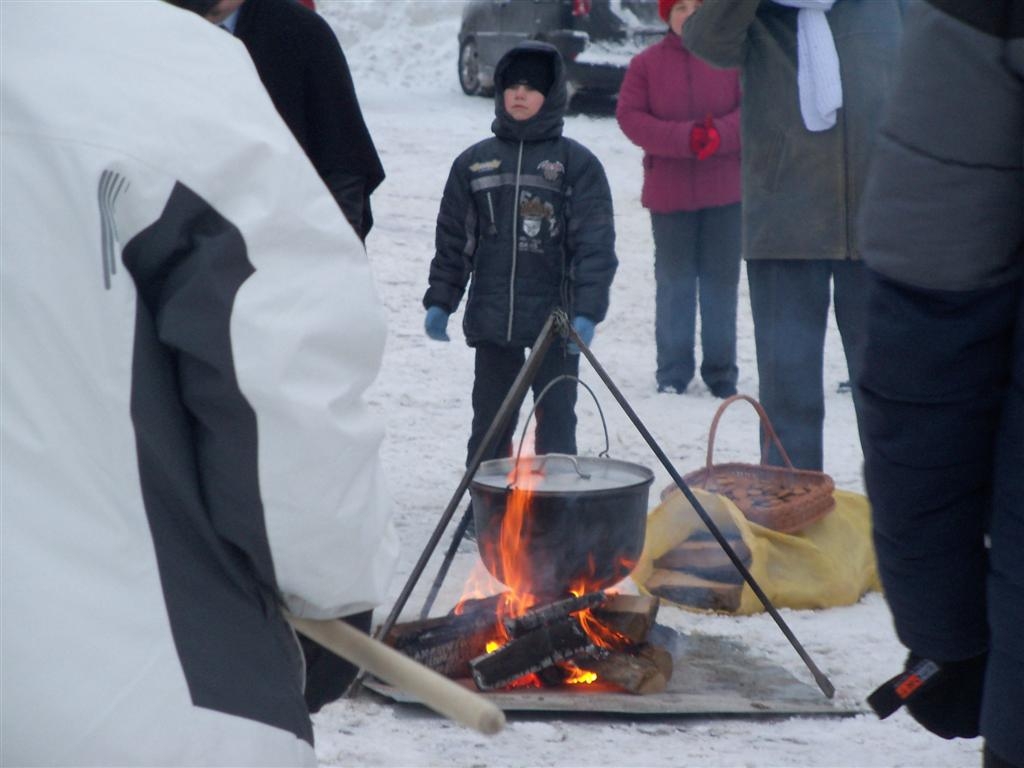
left=0, top=2, right=398, bottom=765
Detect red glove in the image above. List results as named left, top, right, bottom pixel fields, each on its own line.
left=689, top=114, right=721, bottom=160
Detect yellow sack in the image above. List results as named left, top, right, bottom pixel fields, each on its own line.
left=634, top=487, right=881, bottom=614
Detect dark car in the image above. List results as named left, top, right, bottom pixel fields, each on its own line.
left=458, top=0, right=664, bottom=99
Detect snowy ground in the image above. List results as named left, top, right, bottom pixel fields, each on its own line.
left=308, top=3, right=981, bottom=766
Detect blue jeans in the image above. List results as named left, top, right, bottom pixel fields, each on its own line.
left=746, top=258, right=867, bottom=471
left=651, top=204, right=741, bottom=392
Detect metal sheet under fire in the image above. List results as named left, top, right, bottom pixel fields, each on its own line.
left=364, top=626, right=864, bottom=716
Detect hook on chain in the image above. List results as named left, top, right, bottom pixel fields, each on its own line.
left=552, top=308, right=571, bottom=340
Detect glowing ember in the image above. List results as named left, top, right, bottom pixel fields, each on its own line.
left=564, top=665, right=599, bottom=685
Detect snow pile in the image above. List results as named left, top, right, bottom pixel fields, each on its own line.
left=326, top=0, right=465, bottom=94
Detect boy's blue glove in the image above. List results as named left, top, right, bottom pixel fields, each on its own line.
left=567, top=315, right=595, bottom=355
left=424, top=305, right=450, bottom=342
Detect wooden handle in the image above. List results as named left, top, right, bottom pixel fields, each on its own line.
left=287, top=615, right=506, bottom=735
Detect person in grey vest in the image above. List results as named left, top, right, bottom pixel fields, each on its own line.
left=683, top=0, right=903, bottom=470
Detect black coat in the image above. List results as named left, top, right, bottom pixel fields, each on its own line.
left=857, top=0, right=1024, bottom=760
left=424, top=42, right=617, bottom=347
left=234, top=0, right=384, bottom=240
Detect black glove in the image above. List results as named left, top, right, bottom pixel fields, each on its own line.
left=868, top=652, right=985, bottom=740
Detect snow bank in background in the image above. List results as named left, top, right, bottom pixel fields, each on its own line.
left=321, top=0, right=464, bottom=93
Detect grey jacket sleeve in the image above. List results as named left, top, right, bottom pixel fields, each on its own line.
left=682, top=0, right=761, bottom=68
left=858, top=0, right=1024, bottom=292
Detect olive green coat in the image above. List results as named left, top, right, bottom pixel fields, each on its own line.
left=683, top=0, right=903, bottom=261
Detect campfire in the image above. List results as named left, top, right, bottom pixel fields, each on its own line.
left=385, top=454, right=671, bottom=695
left=366, top=313, right=835, bottom=709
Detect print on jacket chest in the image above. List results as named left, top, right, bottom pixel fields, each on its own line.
left=518, top=190, right=559, bottom=252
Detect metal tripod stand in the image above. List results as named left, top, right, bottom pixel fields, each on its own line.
left=348, top=310, right=835, bottom=699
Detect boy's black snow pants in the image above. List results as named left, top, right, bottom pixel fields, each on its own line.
left=466, top=341, right=580, bottom=466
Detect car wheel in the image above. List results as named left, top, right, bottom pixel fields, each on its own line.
left=458, top=38, right=485, bottom=96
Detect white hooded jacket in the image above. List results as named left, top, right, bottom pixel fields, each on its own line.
left=0, top=2, right=398, bottom=764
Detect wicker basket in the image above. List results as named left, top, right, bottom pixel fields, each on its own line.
left=682, top=394, right=836, bottom=533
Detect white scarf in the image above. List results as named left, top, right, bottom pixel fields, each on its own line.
left=771, top=0, right=841, bottom=132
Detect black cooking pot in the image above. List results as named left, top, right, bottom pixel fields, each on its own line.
left=470, top=453, right=654, bottom=597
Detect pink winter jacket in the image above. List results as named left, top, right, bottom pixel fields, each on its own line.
left=616, top=32, right=741, bottom=213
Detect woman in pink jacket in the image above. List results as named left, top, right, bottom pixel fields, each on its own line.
left=616, top=0, right=741, bottom=397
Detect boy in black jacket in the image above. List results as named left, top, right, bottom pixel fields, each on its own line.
left=423, top=42, right=617, bottom=472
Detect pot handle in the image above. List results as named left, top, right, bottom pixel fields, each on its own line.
left=524, top=452, right=592, bottom=482
left=509, top=374, right=609, bottom=487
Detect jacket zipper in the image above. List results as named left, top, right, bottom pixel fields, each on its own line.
left=486, top=192, right=497, bottom=235
left=507, top=140, right=524, bottom=343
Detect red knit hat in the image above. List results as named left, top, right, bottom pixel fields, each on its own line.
left=658, top=0, right=676, bottom=22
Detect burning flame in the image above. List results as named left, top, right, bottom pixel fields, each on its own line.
left=456, top=453, right=636, bottom=689
left=564, top=665, right=598, bottom=685
left=495, top=459, right=543, bottom=619
left=569, top=583, right=630, bottom=652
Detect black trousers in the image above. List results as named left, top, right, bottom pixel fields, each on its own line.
left=466, top=342, right=580, bottom=465
left=298, top=609, right=372, bottom=713
left=859, top=273, right=1023, bottom=762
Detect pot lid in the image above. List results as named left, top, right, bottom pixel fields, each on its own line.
left=471, top=453, right=654, bottom=494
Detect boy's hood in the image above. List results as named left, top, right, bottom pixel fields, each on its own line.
left=491, top=41, right=567, bottom=143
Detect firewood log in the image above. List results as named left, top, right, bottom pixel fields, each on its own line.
left=644, top=568, right=742, bottom=612
left=652, top=537, right=751, bottom=584
left=502, top=591, right=606, bottom=637
left=469, top=617, right=595, bottom=691
left=590, top=594, right=659, bottom=646
left=383, top=595, right=504, bottom=678
left=575, top=650, right=667, bottom=695
left=635, top=642, right=673, bottom=682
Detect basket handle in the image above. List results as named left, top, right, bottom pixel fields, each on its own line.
left=703, top=394, right=797, bottom=471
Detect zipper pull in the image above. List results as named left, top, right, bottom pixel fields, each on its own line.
left=486, top=192, right=498, bottom=237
